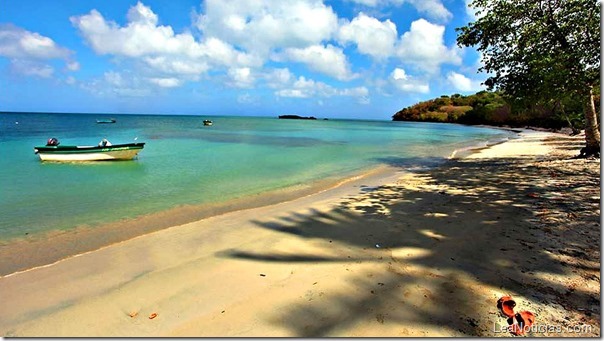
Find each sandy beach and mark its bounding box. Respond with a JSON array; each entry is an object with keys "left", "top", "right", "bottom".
[{"left": 0, "top": 129, "right": 599, "bottom": 337}]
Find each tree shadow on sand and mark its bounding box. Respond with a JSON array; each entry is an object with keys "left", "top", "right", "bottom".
[{"left": 219, "top": 153, "right": 600, "bottom": 337}]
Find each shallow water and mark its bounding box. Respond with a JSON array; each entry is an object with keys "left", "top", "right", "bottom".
[{"left": 0, "top": 113, "right": 511, "bottom": 240}]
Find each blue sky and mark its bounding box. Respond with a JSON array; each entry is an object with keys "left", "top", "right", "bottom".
[{"left": 0, "top": 0, "right": 484, "bottom": 119}]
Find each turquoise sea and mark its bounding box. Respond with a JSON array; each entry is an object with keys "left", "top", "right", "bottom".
[{"left": 0, "top": 113, "right": 512, "bottom": 241}]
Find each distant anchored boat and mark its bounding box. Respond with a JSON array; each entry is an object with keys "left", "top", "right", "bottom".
[
  {"left": 203, "top": 119, "right": 213, "bottom": 126},
  {"left": 96, "top": 118, "right": 116, "bottom": 124},
  {"left": 34, "top": 138, "right": 145, "bottom": 162}
]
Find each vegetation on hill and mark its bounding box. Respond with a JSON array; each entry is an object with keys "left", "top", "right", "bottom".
[{"left": 392, "top": 90, "right": 599, "bottom": 131}]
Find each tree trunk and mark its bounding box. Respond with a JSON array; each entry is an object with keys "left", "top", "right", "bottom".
[
  {"left": 579, "top": 86, "right": 600, "bottom": 157},
  {"left": 557, "top": 100, "right": 580, "bottom": 135}
]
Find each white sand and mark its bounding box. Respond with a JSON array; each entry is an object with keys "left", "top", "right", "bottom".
[{"left": 467, "top": 130, "right": 554, "bottom": 159}]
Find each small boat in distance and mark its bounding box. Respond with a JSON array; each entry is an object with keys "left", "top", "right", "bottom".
[
  {"left": 203, "top": 120, "right": 213, "bottom": 126},
  {"left": 34, "top": 138, "right": 145, "bottom": 162},
  {"left": 96, "top": 118, "right": 116, "bottom": 124}
]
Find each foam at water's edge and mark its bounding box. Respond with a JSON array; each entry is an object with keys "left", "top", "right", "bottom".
[{"left": 448, "top": 133, "right": 518, "bottom": 159}]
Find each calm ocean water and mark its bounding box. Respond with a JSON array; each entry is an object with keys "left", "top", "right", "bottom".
[{"left": 0, "top": 112, "right": 511, "bottom": 241}]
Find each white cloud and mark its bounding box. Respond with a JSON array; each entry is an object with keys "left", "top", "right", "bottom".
[
  {"left": 275, "top": 75, "right": 370, "bottom": 103},
  {"left": 338, "top": 12, "right": 397, "bottom": 59},
  {"left": 465, "top": 0, "right": 485, "bottom": 20},
  {"left": 447, "top": 71, "right": 484, "bottom": 92},
  {"left": 196, "top": 0, "right": 339, "bottom": 56},
  {"left": 227, "top": 67, "right": 255, "bottom": 88},
  {"left": 143, "top": 56, "right": 209, "bottom": 77},
  {"left": 148, "top": 77, "right": 182, "bottom": 88},
  {"left": 346, "top": 0, "right": 451, "bottom": 22},
  {"left": 390, "top": 67, "right": 429, "bottom": 93},
  {"left": 465, "top": 0, "right": 476, "bottom": 19},
  {"left": 264, "top": 68, "right": 293, "bottom": 88},
  {"left": 66, "top": 61, "right": 80, "bottom": 71},
  {"left": 112, "top": 88, "right": 151, "bottom": 97},
  {"left": 66, "top": 0, "right": 477, "bottom": 103},
  {"left": 71, "top": 8, "right": 171, "bottom": 57},
  {"left": 200, "top": 37, "right": 262, "bottom": 68},
  {"left": 275, "top": 76, "right": 325, "bottom": 98},
  {"left": 0, "top": 24, "right": 78, "bottom": 78},
  {"left": 10, "top": 59, "right": 54, "bottom": 78},
  {"left": 447, "top": 72, "right": 472, "bottom": 91},
  {"left": 83, "top": 71, "right": 152, "bottom": 97},
  {"left": 0, "top": 24, "right": 72, "bottom": 59},
  {"left": 81, "top": 70, "right": 152, "bottom": 97},
  {"left": 104, "top": 71, "right": 124, "bottom": 87},
  {"left": 291, "top": 76, "right": 337, "bottom": 97},
  {"left": 71, "top": 2, "right": 259, "bottom": 87},
  {"left": 348, "top": 0, "right": 379, "bottom": 5},
  {"left": 339, "top": 86, "right": 369, "bottom": 97},
  {"left": 396, "top": 19, "right": 461, "bottom": 73},
  {"left": 357, "top": 96, "right": 371, "bottom": 104},
  {"left": 339, "top": 86, "right": 370, "bottom": 104},
  {"left": 392, "top": 68, "right": 408, "bottom": 80},
  {"left": 406, "top": 0, "right": 452, "bottom": 22},
  {"left": 279, "top": 44, "right": 356, "bottom": 81},
  {"left": 276, "top": 89, "right": 309, "bottom": 98},
  {"left": 126, "top": 1, "right": 158, "bottom": 24}
]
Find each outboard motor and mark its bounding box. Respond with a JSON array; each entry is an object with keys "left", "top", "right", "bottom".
[{"left": 46, "top": 137, "right": 60, "bottom": 146}]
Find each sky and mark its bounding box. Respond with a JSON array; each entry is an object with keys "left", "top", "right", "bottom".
[{"left": 0, "top": 0, "right": 485, "bottom": 119}]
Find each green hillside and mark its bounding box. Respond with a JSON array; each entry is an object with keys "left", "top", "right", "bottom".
[{"left": 392, "top": 91, "right": 589, "bottom": 130}]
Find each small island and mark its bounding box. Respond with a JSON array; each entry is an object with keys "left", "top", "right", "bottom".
[{"left": 278, "top": 115, "right": 317, "bottom": 120}]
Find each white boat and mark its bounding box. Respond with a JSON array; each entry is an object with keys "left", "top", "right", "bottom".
[{"left": 34, "top": 139, "right": 145, "bottom": 162}]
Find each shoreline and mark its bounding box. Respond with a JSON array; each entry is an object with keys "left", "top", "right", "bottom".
[
  {"left": 0, "top": 163, "right": 397, "bottom": 277},
  {"left": 0, "top": 131, "right": 511, "bottom": 277},
  {"left": 0, "top": 129, "right": 599, "bottom": 337}
]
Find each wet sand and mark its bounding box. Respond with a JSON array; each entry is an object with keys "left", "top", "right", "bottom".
[{"left": 0, "top": 130, "right": 599, "bottom": 337}]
